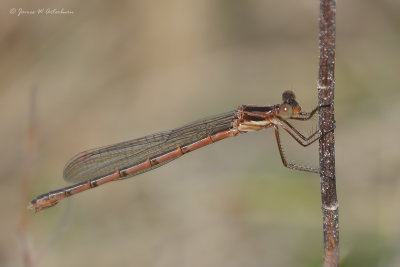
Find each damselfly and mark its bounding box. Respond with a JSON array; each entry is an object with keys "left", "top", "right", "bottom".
[{"left": 29, "top": 91, "right": 324, "bottom": 211}]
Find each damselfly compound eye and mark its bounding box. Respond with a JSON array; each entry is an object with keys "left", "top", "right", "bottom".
[
  {"left": 279, "top": 104, "right": 293, "bottom": 118},
  {"left": 282, "top": 90, "right": 296, "bottom": 102}
]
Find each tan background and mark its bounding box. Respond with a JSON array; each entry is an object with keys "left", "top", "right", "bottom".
[{"left": 1, "top": 0, "right": 399, "bottom": 266}]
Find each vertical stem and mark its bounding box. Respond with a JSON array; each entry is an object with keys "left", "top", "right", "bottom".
[{"left": 318, "top": 0, "right": 339, "bottom": 266}]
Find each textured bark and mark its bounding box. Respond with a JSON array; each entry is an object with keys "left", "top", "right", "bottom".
[{"left": 318, "top": 0, "right": 339, "bottom": 266}]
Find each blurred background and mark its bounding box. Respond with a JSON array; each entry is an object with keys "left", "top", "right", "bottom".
[{"left": 1, "top": 0, "right": 399, "bottom": 266}]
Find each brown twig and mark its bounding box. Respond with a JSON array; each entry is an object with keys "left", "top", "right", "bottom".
[{"left": 318, "top": 0, "right": 339, "bottom": 266}]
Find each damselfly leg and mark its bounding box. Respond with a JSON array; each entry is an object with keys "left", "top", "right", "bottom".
[{"left": 273, "top": 103, "right": 334, "bottom": 173}]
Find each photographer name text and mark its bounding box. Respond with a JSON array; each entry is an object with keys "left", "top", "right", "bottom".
[{"left": 10, "top": 8, "right": 74, "bottom": 16}]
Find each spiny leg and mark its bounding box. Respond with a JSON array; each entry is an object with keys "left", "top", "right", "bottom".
[
  {"left": 273, "top": 125, "right": 319, "bottom": 173},
  {"left": 279, "top": 117, "right": 335, "bottom": 147},
  {"left": 280, "top": 124, "right": 320, "bottom": 147},
  {"left": 273, "top": 125, "right": 289, "bottom": 168},
  {"left": 278, "top": 118, "right": 320, "bottom": 145}
]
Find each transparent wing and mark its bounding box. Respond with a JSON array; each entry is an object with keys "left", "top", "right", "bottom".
[{"left": 63, "top": 111, "right": 236, "bottom": 183}]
